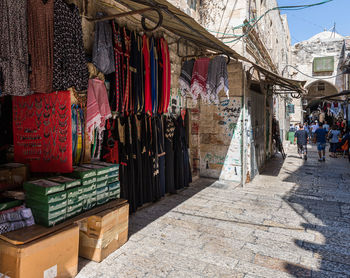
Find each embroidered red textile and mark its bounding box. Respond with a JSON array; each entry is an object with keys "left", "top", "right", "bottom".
[
  {"left": 13, "top": 91, "right": 72, "bottom": 173},
  {"left": 142, "top": 35, "right": 152, "bottom": 115}
]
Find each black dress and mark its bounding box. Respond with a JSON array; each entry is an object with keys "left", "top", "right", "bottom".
[
  {"left": 164, "top": 116, "right": 176, "bottom": 193},
  {"left": 157, "top": 115, "right": 166, "bottom": 197}
]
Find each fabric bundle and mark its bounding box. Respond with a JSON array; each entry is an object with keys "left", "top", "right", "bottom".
[
  {"left": 206, "top": 56, "right": 229, "bottom": 104},
  {"left": 92, "top": 13, "right": 115, "bottom": 75},
  {"left": 86, "top": 79, "right": 112, "bottom": 141},
  {"left": 190, "top": 58, "right": 210, "bottom": 102},
  {"left": 27, "top": 0, "right": 54, "bottom": 93},
  {"left": 53, "top": 0, "right": 89, "bottom": 92},
  {"left": 0, "top": 206, "right": 35, "bottom": 235},
  {"left": 13, "top": 91, "right": 72, "bottom": 172},
  {"left": 0, "top": 0, "right": 30, "bottom": 96},
  {"left": 179, "top": 59, "right": 195, "bottom": 96}
]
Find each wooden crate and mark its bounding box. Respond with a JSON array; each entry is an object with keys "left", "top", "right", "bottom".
[{"left": 77, "top": 203, "right": 129, "bottom": 262}]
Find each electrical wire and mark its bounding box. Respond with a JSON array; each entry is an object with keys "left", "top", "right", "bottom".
[
  {"left": 207, "top": 0, "right": 334, "bottom": 44},
  {"left": 284, "top": 64, "right": 345, "bottom": 79}
]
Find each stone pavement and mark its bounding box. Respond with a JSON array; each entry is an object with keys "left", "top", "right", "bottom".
[{"left": 77, "top": 145, "right": 350, "bottom": 278}]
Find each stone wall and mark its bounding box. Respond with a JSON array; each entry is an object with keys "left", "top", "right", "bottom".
[{"left": 199, "top": 62, "right": 244, "bottom": 182}]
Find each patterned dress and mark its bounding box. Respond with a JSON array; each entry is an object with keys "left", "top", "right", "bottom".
[
  {"left": 0, "top": 0, "right": 30, "bottom": 96},
  {"left": 53, "top": 0, "right": 88, "bottom": 92}
]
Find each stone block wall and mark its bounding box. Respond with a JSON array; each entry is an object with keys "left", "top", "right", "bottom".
[{"left": 199, "top": 62, "right": 244, "bottom": 182}]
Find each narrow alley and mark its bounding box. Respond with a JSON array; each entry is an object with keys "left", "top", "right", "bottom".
[{"left": 77, "top": 145, "right": 350, "bottom": 278}]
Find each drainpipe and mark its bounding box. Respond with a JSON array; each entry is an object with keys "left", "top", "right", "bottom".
[{"left": 242, "top": 69, "right": 247, "bottom": 187}]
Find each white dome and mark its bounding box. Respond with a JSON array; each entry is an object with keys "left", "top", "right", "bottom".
[{"left": 307, "top": 31, "right": 343, "bottom": 41}]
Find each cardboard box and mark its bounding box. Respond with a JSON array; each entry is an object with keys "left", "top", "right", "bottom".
[
  {"left": 0, "top": 163, "right": 28, "bottom": 192},
  {"left": 0, "top": 225, "right": 79, "bottom": 278},
  {"left": 78, "top": 203, "right": 129, "bottom": 262}
]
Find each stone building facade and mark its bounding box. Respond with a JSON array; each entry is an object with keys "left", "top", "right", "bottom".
[
  {"left": 290, "top": 31, "right": 349, "bottom": 124},
  {"left": 168, "top": 0, "right": 294, "bottom": 182}
]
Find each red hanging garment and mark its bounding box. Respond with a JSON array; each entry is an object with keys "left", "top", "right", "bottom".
[
  {"left": 13, "top": 91, "right": 72, "bottom": 172},
  {"left": 143, "top": 35, "right": 152, "bottom": 115},
  {"left": 161, "top": 38, "right": 171, "bottom": 114}
]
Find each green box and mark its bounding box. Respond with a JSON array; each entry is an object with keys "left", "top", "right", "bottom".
[
  {"left": 96, "top": 173, "right": 109, "bottom": 182},
  {"left": 0, "top": 198, "right": 22, "bottom": 211},
  {"left": 82, "top": 164, "right": 110, "bottom": 176},
  {"left": 97, "top": 196, "right": 109, "bottom": 205},
  {"left": 32, "top": 207, "right": 66, "bottom": 221},
  {"left": 67, "top": 195, "right": 85, "bottom": 206},
  {"left": 108, "top": 181, "right": 120, "bottom": 191},
  {"left": 81, "top": 176, "right": 97, "bottom": 186},
  {"left": 96, "top": 191, "right": 109, "bottom": 201},
  {"left": 108, "top": 175, "right": 119, "bottom": 183},
  {"left": 82, "top": 183, "right": 97, "bottom": 193},
  {"left": 66, "top": 206, "right": 83, "bottom": 218},
  {"left": 24, "top": 179, "right": 65, "bottom": 196},
  {"left": 26, "top": 198, "right": 67, "bottom": 212},
  {"left": 47, "top": 176, "right": 81, "bottom": 189},
  {"left": 108, "top": 188, "right": 120, "bottom": 200},
  {"left": 96, "top": 185, "right": 108, "bottom": 195},
  {"left": 92, "top": 161, "right": 119, "bottom": 172},
  {"left": 34, "top": 213, "right": 66, "bottom": 227},
  {"left": 66, "top": 186, "right": 84, "bottom": 199},
  {"left": 108, "top": 169, "right": 119, "bottom": 177},
  {"left": 67, "top": 201, "right": 83, "bottom": 213},
  {"left": 26, "top": 191, "right": 67, "bottom": 204},
  {"left": 96, "top": 179, "right": 108, "bottom": 189},
  {"left": 67, "top": 166, "right": 96, "bottom": 179}
]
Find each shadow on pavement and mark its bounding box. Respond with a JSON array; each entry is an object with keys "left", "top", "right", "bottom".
[{"left": 272, "top": 145, "right": 350, "bottom": 277}]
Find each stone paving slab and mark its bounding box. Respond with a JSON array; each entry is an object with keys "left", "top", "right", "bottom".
[{"left": 77, "top": 145, "right": 350, "bottom": 277}]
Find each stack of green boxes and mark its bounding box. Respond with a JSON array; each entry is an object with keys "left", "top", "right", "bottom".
[
  {"left": 48, "top": 176, "right": 82, "bottom": 219},
  {"left": 67, "top": 167, "right": 97, "bottom": 213},
  {"left": 24, "top": 164, "right": 120, "bottom": 227},
  {"left": 82, "top": 164, "right": 110, "bottom": 206},
  {"left": 24, "top": 179, "right": 68, "bottom": 227}
]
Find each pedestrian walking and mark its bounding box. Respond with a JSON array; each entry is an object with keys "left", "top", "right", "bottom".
[
  {"left": 323, "top": 121, "right": 330, "bottom": 132},
  {"left": 328, "top": 125, "right": 341, "bottom": 158},
  {"left": 294, "top": 124, "right": 308, "bottom": 160},
  {"left": 311, "top": 121, "right": 319, "bottom": 142},
  {"left": 314, "top": 122, "right": 327, "bottom": 162}
]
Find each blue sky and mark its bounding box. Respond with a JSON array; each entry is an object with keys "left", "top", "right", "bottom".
[{"left": 277, "top": 0, "right": 350, "bottom": 44}]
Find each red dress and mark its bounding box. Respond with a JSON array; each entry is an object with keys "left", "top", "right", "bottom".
[
  {"left": 161, "top": 38, "right": 171, "bottom": 114},
  {"left": 142, "top": 35, "right": 152, "bottom": 115}
]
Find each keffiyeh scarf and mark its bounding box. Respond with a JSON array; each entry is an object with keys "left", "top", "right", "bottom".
[
  {"left": 206, "top": 56, "right": 229, "bottom": 104},
  {"left": 86, "top": 78, "right": 112, "bottom": 141},
  {"left": 190, "top": 58, "right": 210, "bottom": 102},
  {"left": 179, "top": 59, "right": 195, "bottom": 96}
]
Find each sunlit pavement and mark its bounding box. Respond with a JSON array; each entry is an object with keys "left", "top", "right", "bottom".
[{"left": 77, "top": 144, "right": 350, "bottom": 278}]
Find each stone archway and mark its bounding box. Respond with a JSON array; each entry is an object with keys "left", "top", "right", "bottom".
[{"left": 303, "top": 80, "right": 339, "bottom": 123}]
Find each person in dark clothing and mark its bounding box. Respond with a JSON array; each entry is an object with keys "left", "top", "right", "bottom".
[
  {"left": 294, "top": 124, "right": 308, "bottom": 160},
  {"left": 314, "top": 122, "right": 327, "bottom": 162}
]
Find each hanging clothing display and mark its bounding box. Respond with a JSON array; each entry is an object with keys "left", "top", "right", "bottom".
[
  {"left": 190, "top": 58, "right": 210, "bottom": 102},
  {"left": 160, "top": 38, "right": 171, "bottom": 114},
  {"left": 53, "top": 0, "right": 89, "bottom": 92},
  {"left": 27, "top": 0, "right": 54, "bottom": 93},
  {"left": 164, "top": 116, "right": 176, "bottom": 194},
  {"left": 143, "top": 35, "right": 152, "bottom": 115},
  {"left": 13, "top": 91, "right": 72, "bottom": 172},
  {"left": 86, "top": 78, "right": 112, "bottom": 142},
  {"left": 179, "top": 59, "right": 195, "bottom": 97},
  {"left": 92, "top": 13, "right": 115, "bottom": 75},
  {"left": 206, "top": 56, "right": 229, "bottom": 104},
  {"left": 0, "top": 0, "right": 30, "bottom": 96}
]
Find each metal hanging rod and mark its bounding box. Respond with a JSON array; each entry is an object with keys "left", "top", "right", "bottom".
[{"left": 87, "top": 8, "right": 157, "bottom": 22}]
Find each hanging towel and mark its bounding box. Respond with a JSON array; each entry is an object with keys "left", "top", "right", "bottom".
[
  {"left": 206, "top": 56, "right": 229, "bottom": 104},
  {"left": 179, "top": 59, "right": 195, "bottom": 96},
  {"left": 86, "top": 79, "right": 112, "bottom": 141},
  {"left": 190, "top": 58, "right": 210, "bottom": 102},
  {"left": 92, "top": 13, "right": 115, "bottom": 75}
]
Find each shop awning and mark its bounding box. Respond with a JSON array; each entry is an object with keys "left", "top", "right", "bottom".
[
  {"left": 97, "top": 0, "right": 305, "bottom": 93},
  {"left": 320, "top": 90, "right": 350, "bottom": 100}
]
